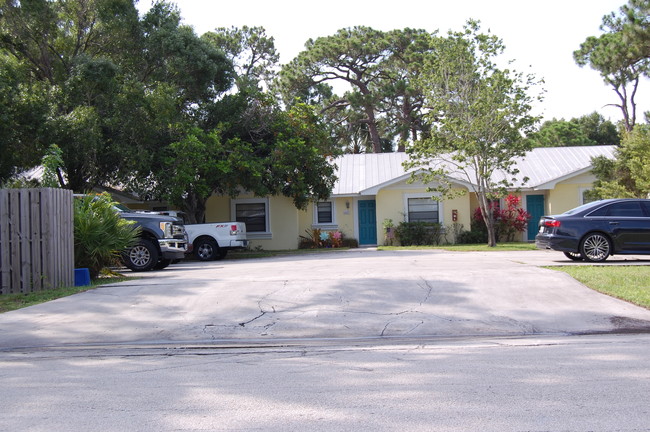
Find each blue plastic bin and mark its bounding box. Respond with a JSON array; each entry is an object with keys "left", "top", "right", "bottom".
[{"left": 74, "top": 268, "right": 91, "bottom": 287}]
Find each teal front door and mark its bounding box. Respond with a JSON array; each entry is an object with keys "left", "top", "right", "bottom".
[
  {"left": 526, "top": 194, "right": 545, "bottom": 241},
  {"left": 358, "top": 200, "right": 377, "bottom": 245}
]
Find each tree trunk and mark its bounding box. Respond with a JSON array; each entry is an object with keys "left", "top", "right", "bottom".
[
  {"left": 478, "top": 192, "right": 497, "bottom": 247},
  {"left": 182, "top": 191, "right": 207, "bottom": 225},
  {"left": 364, "top": 103, "right": 382, "bottom": 153},
  {"left": 397, "top": 97, "right": 412, "bottom": 152},
  {"left": 484, "top": 216, "right": 497, "bottom": 247}
]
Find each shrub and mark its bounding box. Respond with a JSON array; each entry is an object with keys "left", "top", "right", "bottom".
[
  {"left": 74, "top": 193, "right": 140, "bottom": 279},
  {"left": 472, "top": 194, "right": 531, "bottom": 242},
  {"left": 394, "top": 221, "right": 444, "bottom": 246},
  {"left": 298, "top": 229, "right": 350, "bottom": 249}
]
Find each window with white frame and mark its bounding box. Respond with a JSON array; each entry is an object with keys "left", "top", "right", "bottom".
[
  {"left": 580, "top": 187, "right": 595, "bottom": 205},
  {"left": 232, "top": 198, "right": 269, "bottom": 233},
  {"left": 315, "top": 201, "right": 334, "bottom": 224},
  {"left": 407, "top": 197, "right": 440, "bottom": 223}
]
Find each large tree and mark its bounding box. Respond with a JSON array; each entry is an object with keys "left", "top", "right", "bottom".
[
  {"left": 0, "top": 0, "right": 142, "bottom": 188},
  {"left": 406, "top": 21, "right": 542, "bottom": 247},
  {"left": 0, "top": 0, "right": 234, "bottom": 191},
  {"left": 0, "top": 54, "right": 50, "bottom": 183},
  {"left": 527, "top": 112, "right": 620, "bottom": 147},
  {"left": 574, "top": 0, "right": 650, "bottom": 131},
  {"left": 201, "top": 25, "right": 279, "bottom": 91},
  {"left": 157, "top": 102, "right": 337, "bottom": 224},
  {"left": 280, "top": 27, "right": 390, "bottom": 153},
  {"left": 589, "top": 124, "right": 650, "bottom": 199},
  {"left": 377, "top": 28, "right": 434, "bottom": 151}
]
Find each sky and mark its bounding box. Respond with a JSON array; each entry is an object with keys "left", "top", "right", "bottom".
[{"left": 137, "top": 0, "right": 648, "bottom": 124}]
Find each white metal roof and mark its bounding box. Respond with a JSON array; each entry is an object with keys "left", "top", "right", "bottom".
[{"left": 331, "top": 145, "right": 616, "bottom": 196}]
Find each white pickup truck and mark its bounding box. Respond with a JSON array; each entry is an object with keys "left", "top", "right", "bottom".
[{"left": 146, "top": 211, "right": 248, "bottom": 261}]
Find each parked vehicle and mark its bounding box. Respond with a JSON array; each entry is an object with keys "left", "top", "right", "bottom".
[
  {"left": 535, "top": 198, "right": 650, "bottom": 262},
  {"left": 116, "top": 205, "right": 188, "bottom": 271},
  {"left": 152, "top": 211, "right": 248, "bottom": 261}
]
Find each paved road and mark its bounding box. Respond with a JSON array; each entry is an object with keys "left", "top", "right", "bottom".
[
  {"left": 1, "top": 334, "right": 650, "bottom": 432},
  {"left": 1, "top": 249, "right": 649, "bottom": 350}
]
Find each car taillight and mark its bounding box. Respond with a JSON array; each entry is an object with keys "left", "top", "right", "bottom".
[
  {"left": 230, "top": 224, "right": 238, "bottom": 235},
  {"left": 544, "top": 220, "right": 561, "bottom": 228}
]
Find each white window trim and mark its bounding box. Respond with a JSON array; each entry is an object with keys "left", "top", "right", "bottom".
[
  {"left": 312, "top": 200, "right": 338, "bottom": 229},
  {"left": 403, "top": 193, "right": 444, "bottom": 224},
  {"left": 231, "top": 197, "right": 272, "bottom": 240},
  {"left": 579, "top": 187, "right": 593, "bottom": 205}
]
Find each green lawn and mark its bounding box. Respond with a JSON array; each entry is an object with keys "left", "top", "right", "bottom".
[
  {"left": 0, "top": 275, "right": 130, "bottom": 313},
  {"left": 378, "top": 242, "right": 538, "bottom": 252},
  {"left": 551, "top": 266, "right": 650, "bottom": 309}
]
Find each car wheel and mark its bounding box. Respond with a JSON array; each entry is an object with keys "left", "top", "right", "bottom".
[
  {"left": 153, "top": 259, "right": 172, "bottom": 270},
  {"left": 194, "top": 238, "right": 219, "bottom": 261},
  {"left": 123, "top": 238, "right": 160, "bottom": 271},
  {"left": 580, "top": 233, "right": 611, "bottom": 262},
  {"left": 563, "top": 251, "right": 584, "bottom": 261}
]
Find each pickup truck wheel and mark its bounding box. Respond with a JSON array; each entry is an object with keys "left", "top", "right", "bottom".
[
  {"left": 194, "top": 238, "right": 219, "bottom": 261},
  {"left": 123, "top": 238, "right": 159, "bottom": 271}
]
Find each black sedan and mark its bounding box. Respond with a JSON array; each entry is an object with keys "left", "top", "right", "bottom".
[{"left": 535, "top": 198, "right": 650, "bottom": 262}]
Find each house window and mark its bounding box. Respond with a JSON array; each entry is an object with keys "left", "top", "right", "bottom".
[
  {"left": 316, "top": 202, "right": 333, "bottom": 224},
  {"left": 580, "top": 188, "right": 595, "bottom": 205},
  {"left": 232, "top": 199, "right": 269, "bottom": 233},
  {"left": 407, "top": 197, "right": 439, "bottom": 223}
]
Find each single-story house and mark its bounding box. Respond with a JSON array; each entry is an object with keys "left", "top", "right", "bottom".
[{"left": 201, "top": 145, "right": 617, "bottom": 249}]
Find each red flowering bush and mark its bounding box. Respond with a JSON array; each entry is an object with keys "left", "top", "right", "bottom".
[{"left": 473, "top": 194, "right": 531, "bottom": 242}]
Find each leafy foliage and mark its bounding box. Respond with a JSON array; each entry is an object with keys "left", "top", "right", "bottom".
[
  {"left": 588, "top": 124, "right": 650, "bottom": 199},
  {"left": 394, "top": 222, "right": 444, "bottom": 246},
  {"left": 298, "top": 228, "right": 346, "bottom": 249},
  {"left": 279, "top": 27, "right": 437, "bottom": 153},
  {"left": 156, "top": 101, "right": 337, "bottom": 223},
  {"left": 527, "top": 112, "right": 620, "bottom": 147},
  {"left": 406, "top": 21, "right": 542, "bottom": 247},
  {"left": 471, "top": 194, "right": 531, "bottom": 242},
  {"left": 202, "top": 26, "right": 279, "bottom": 90},
  {"left": 574, "top": 0, "right": 650, "bottom": 131},
  {"left": 73, "top": 193, "right": 140, "bottom": 279}
]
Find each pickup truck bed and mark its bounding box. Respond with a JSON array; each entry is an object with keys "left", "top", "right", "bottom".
[{"left": 184, "top": 222, "right": 248, "bottom": 261}]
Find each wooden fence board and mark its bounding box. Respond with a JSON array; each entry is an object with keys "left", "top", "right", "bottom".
[
  {"left": 0, "top": 188, "right": 73, "bottom": 294},
  {"left": 0, "top": 190, "right": 11, "bottom": 294}
]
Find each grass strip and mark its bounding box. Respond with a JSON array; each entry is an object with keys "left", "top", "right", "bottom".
[
  {"left": 551, "top": 266, "right": 650, "bottom": 309},
  {"left": 0, "top": 275, "right": 131, "bottom": 313},
  {"left": 378, "top": 242, "right": 537, "bottom": 252}
]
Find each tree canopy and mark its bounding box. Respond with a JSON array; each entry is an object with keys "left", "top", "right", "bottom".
[
  {"left": 574, "top": 0, "right": 650, "bottom": 131},
  {"left": 589, "top": 123, "right": 650, "bottom": 199},
  {"left": 278, "top": 27, "right": 436, "bottom": 153},
  {"left": 0, "top": 1, "right": 337, "bottom": 224},
  {"left": 526, "top": 112, "right": 620, "bottom": 147},
  {"left": 406, "top": 21, "right": 543, "bottom": 247}
]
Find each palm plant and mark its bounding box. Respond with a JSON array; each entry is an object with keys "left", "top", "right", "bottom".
[{"left": 74, "top": 193, "right": 140, "bottom": 279}]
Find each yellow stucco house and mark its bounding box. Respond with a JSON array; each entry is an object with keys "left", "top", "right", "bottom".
[{"left": 199, "top": 145, "right": 616, "bottom": 249}]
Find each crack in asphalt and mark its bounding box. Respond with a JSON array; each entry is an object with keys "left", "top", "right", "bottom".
[
  {"left": 239, "top": 311, "right": 267, "bottom": 327},
  {"left": 417, "top": 278, "right": 434, "bottom": 305}
]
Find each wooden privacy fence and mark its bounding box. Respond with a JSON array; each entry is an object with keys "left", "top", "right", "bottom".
[{"left": 0, "top": 188, "right": 74, "bottom": 294}]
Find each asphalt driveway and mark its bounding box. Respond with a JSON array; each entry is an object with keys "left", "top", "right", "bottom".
[{"left": 1, "top": 249, "right": 650, "bottom": 350}]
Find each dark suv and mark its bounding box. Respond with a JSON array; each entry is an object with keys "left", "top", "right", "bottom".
[
  {"left": 116, "top": 205, "right": 188, "bottom": 271},
  {"left": 535, "top": 198, "right": 650, "bottom": 262}
]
